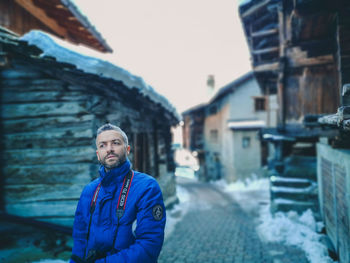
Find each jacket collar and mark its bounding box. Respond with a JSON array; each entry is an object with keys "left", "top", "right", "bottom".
[{"left": 99, "top": 159, "right": 131, "bottom": 187}]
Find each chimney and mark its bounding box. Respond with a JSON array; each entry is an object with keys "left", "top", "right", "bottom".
[{"left": 207, "top": 74, "right": 215, "bottom": 99}]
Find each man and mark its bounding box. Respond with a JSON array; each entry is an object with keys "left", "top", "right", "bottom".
[{"left": 71, "top": 123, "right": 166, "bottom": 263}]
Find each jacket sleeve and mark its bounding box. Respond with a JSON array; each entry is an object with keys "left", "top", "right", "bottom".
[
  {"left": 70, "top": 186, "right": 90, "bottom": 263},
  {"left": 96, "top": 178, "right": 166, "bottom": 263}
]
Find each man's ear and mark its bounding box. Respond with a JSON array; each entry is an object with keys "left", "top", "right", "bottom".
[
  {"left": 126, "top": 145, "right": 131, "bottom": 155},
  {"left": 96, "top": 150, "right": 100, "bottom": 161}
]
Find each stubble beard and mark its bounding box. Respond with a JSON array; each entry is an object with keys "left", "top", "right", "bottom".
[{"left": 100, "top": 152, "right": 127, "bottom": 170}]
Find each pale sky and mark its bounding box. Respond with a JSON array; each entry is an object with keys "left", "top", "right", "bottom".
[{"left": 72, "top": 0, "right": 251, "bottom": 113}]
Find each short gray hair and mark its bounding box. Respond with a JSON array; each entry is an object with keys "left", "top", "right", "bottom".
[{"left": 96, "top": 123, "right": 129, "bottom": 145}]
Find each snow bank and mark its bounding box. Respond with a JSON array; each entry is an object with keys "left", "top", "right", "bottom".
[
  {"left": 215, "top": 176, "right": 336, "bottom": 263},
  {"left": 258, "top": 207, "right": 334, "bottom": 263},
  {"left": 214, "top": 175, "right": 269, "bottom": 192}
]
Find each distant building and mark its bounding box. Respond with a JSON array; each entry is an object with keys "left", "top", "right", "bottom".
[
  {"left": 183, "top": 72, "right": 277, "bottom": 182},
  {"left": 182, "top": 104, "right": 206, "bottom": 180}
]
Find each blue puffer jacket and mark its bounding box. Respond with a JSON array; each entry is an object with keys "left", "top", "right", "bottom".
[{"left": 71, "top": 159, "right": 166, "bottom": 263}]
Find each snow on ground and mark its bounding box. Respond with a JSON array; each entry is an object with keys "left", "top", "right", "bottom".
[
  {"left": 32, "top": 260, "right": 68, "bottom": 263},
  {"left": 164, "top": 185, "right": 191, "bottom": 240},
  {"left": 215, "top": 175, "right": 336, "bottom": 263},
  {"left": 214, "top": 175, "right": 270, "bottom": 213},
  {"left": 258, "top": 207, "right": 334, "bottom": 263}
]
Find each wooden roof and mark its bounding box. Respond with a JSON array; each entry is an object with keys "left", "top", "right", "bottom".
[
  {"left": 0, "top": 26, "right": 179, "bottom": 125},
  {"left": 209, "top": 72, "right": 254, "bottom": 104},
  {"left": 14, "top": 0, "right": 112, "bottom": 53}
]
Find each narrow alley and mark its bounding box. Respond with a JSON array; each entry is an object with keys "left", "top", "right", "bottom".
[{"left": 158, "top": 176, "right": 309, "bottom": 263}]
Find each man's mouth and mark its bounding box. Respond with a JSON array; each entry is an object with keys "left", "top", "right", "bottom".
[{"left": 106, "top": 155, "right": 118, "bottom": 160}]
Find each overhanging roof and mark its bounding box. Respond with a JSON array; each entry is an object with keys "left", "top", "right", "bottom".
[
  {"left": 0, "top": 27, "right": 180, "bottom": 124},
  {"left": 228, "top": 119, "right": 265, "bottom": 130},
  {"left": 14, "top": 0, "right": 112, "bottom": 53}
]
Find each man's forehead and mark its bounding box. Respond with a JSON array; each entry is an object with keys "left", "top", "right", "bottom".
[{"left": 96, "top": 130, "right": 123, "bottom": 143}]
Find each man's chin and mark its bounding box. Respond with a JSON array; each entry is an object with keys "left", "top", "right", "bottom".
[
  {"left": 104, "top": 162, "right": 119, "bottom": 170},
  {"left": 103, "top": 160, "right": 125, "bottom": 169},
  {"left": 101, "top": 157, "right": 126, "bottom": 170}
]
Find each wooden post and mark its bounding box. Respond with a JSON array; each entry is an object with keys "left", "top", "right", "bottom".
[
  {"left": 153, "top": 120, "right": 159, "bottom": 178},
  {"left": 277, "top": 1, "right": 287, "bottom": 129}
]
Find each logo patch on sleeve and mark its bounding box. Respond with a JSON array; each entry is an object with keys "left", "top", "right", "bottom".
[{"left": 152, "top": 205, "right": 163, "bottom": 221}]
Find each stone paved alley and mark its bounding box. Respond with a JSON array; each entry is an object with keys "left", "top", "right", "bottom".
[
  {"left": 158, "top": 176, "right": 309, "bottom": 263},
  {"left": 0, "top": 175, "right": 311, "bottom": 263}
]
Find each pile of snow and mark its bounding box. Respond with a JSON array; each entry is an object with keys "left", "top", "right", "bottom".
[
  {"left": 258, "top": 208, "right": 334, "bottom": 263},
  {"left": 214, "top": 175, "right": 269, "bottom": 192},
  {"left": 174, "top": 166, "right": 197, "bottom": 179},
  {"left": 214, "top": 175, "right": 270, "bottom": 213},
  {"left": 214, "top": 176, "right": 335, "bottom": 263}
]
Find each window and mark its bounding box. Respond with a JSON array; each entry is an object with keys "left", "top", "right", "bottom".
[
  {"left": 242, "top": 136, "right": 251, "bottom": 148},
  {"left": 210, "top": 129, "right": 218, "bottom": 143},
  {"left": 254, "top": 97, "right": 266, "bottom": 111}
]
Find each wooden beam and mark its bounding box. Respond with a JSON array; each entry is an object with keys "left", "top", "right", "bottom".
[
  {"left": 252, "top": 46, "right": 279, "bottom": 55},
  {"left": 251, "top": 28, "right": 278, "bottom": 38},
  {"left": 15, "top": 0, "right": 68, "bottom": 38},
  {"left": 254, "top": 62, "right": 279, "bottom": 72},
  {"left": 241, "top": 0, "right": 270, "bottom": 18},
  {"left": 288, "top": 54, "right": 334, "bottom": 68}
]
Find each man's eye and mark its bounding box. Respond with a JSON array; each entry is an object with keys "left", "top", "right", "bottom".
[
  {"left": 99, "top": 145, "right": 104, "bottom": 148},
  {"left": 113, "top": 141, "right": 120, "bottom": 145}
]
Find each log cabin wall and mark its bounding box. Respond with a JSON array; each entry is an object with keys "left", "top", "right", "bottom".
[
  {"left": 282, "top": 0, "right": 340, "bottom": 124},
  {"left": 0, "top": 29, "right": 178, "bottom": 226},
  {"left": 284, "top": 66, "right": 339, "bottom": 123},
  {"left": 1, "top": 66, "right": 96, "bottom": 226}
]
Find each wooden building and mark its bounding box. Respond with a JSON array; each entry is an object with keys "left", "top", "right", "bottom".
[
  {"left": 239, "top": 0, "right": 350, "bottom": 262},
  {"left": 0, "top": 28, "right": 180, "bottom": 227}
]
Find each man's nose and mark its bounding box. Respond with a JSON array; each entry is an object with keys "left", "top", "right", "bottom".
[{"left": 106, "top": 143, "right": 114, "bottom": 152}]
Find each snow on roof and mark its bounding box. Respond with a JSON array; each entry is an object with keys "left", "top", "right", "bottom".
[
  {"left": 238, "top": 0, "right": 252, "bottom": 5},
  {"left": 227, "top": 119, "right": 265, "bottom": 130},
  {"left": 20, "top": 30, "right": 180, "bottom": 121},
  {"left": 270, "top": 176, "right": 311, "bottom": 183},
  {"left": 262, "top": 133, "right": 295, "bottom": 141},
  {"left": 271, "top": 185, "right": 317, "bottom": 194}
]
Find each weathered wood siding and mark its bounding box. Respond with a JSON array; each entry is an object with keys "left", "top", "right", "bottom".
[
  {"left": 1, "top": 67, "right": 95, "bottom": 226},
  {"left": 284, "top": 66, "right": 339, "bottom": 123},
  {"left": 317, "top": 143, "right": 350, "bottom": 263},
  {"left": 0, "top": 64, "right": 177, "bottom": 226}
]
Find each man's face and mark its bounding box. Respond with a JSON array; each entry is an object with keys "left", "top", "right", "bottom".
[{"left": 96, "top": 130, "right": 130, "bottom": 171}]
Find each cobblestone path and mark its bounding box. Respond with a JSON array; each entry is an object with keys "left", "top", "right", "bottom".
[{"left": 158, "top": 177, "right": 309, "bottom": 263}]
